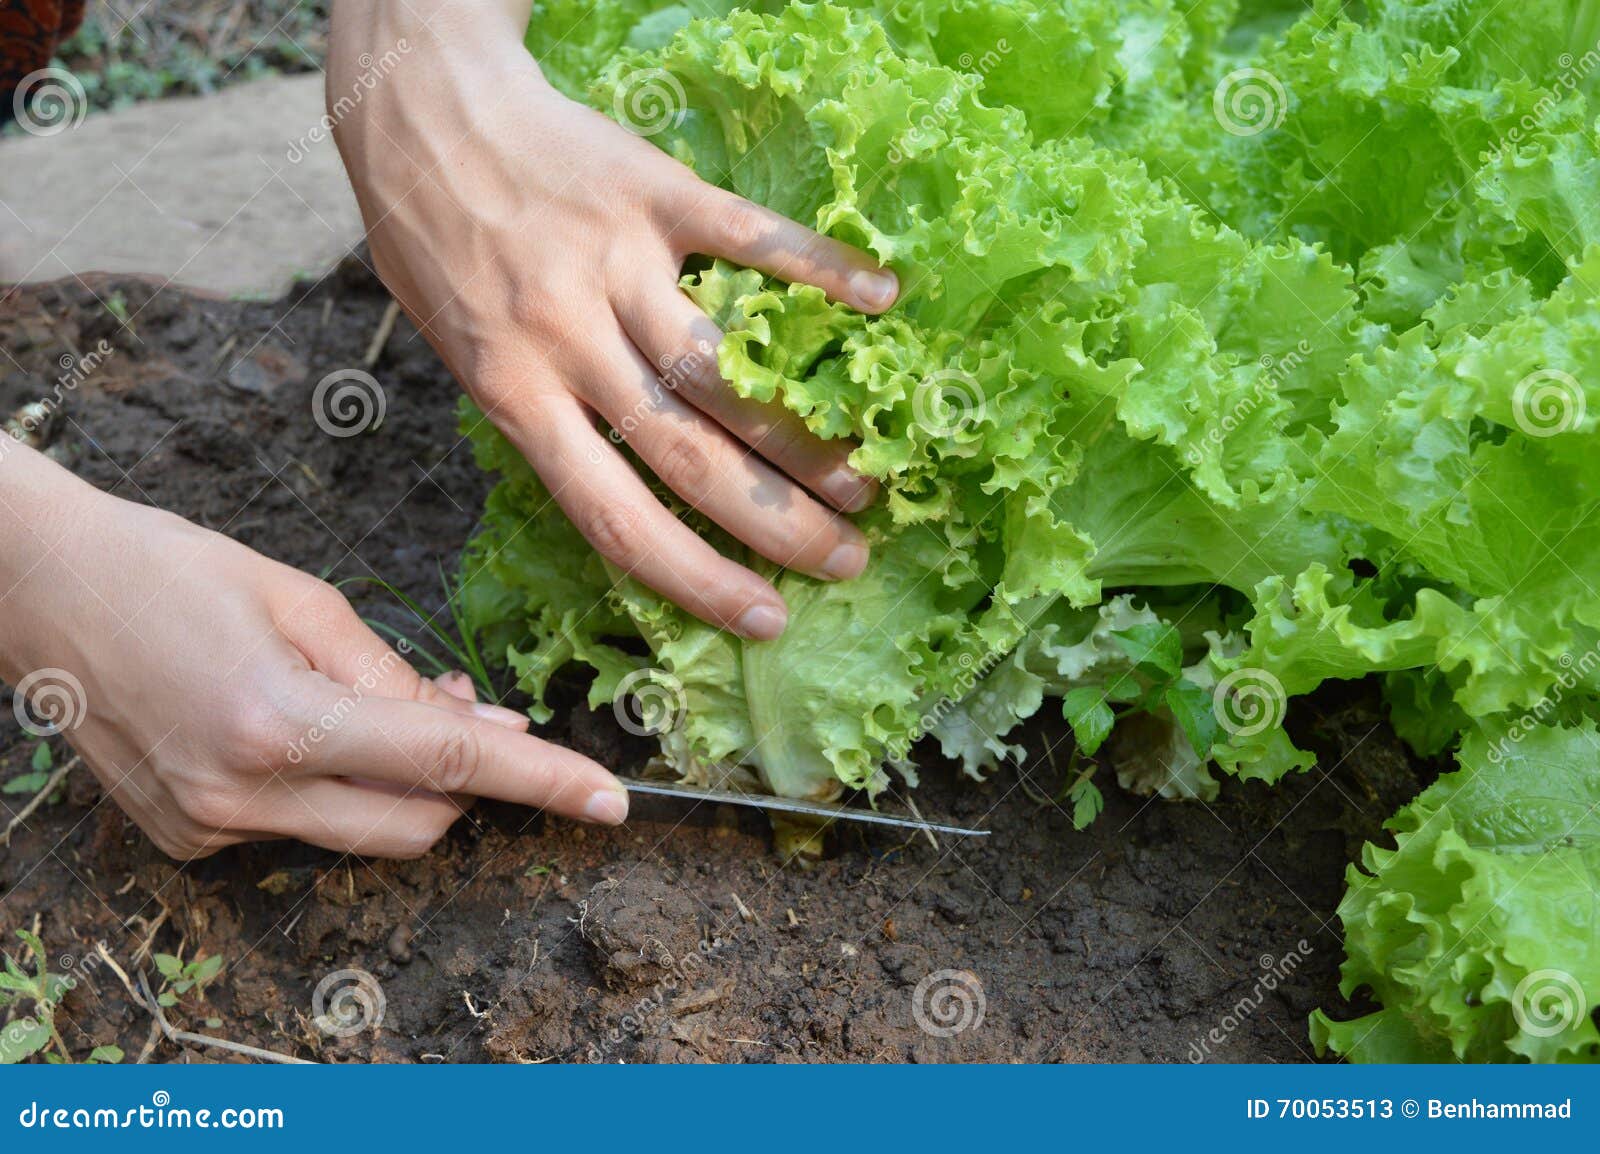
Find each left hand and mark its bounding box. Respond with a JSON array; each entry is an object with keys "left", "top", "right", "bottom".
[{"left": 327, "top": 0, "right": 898, "bottom": 641}]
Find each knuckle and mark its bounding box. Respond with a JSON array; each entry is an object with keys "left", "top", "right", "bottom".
[
  {"left": 713, "top": 200, "right": 770, "bottom": 252},
  {"left": 671, "top": 348, "right": 726, "bottom": 407},
  {"left": 400, "top": 815, "right": 455, "bottom": 859},
  {"left": 702, "top": 576, "right": 759, "bottom": 626},
  {"left": 413, "top": 677, "right": 451, "bottom": 708},
  {"left": 429, "top": 727, "right": 484, "bottom": 795},
  {"left": 178, "top": 789, "right": 240, "bottom": 833},
  {"left": 304, "top": 581, "right": 355, "bottom": 625},
  {"left": 177, "top": 838, "right": 225, "bottom": 862},
  {"left": 577, "top": 502, "right": 646, "bottom": 569},
  {"left": 147, "top": 829, "right": 188, "bottom": 860},
  {"left": 509, "top": 283, "right": 560, "bottom": 331},
  {"left": 653, "top": 433, "right": 715, "bottom": 494},
  {"left": 282, "top": 581, "right": 357, "bottom": 640},
  {"left": 516, "top": 758, "right": 558, "bottom": 805},
  {"left": 388, "top": 838, "right": 433, "bottom": 862},
  {"left": 756, "top": 418, "right": 809, "bottom": 465},
  {"left": 354, "top": 825, "right": 427, "bottom": 860},
  {"left": 218, "top": 697, "right": 303, "bottom": 767}
]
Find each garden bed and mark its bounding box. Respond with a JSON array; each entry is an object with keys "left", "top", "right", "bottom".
[{"left": 0, "top": 260, "right": 1427, "bottom": 1062}]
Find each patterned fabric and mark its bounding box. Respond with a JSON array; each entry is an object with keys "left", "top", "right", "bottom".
[{"left": 1, "top": 0, "right": 87, "bottom": 121}]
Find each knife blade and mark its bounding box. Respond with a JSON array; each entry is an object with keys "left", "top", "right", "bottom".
[{"left": 622, "top": 781, "right": 989, "bottom": 837}]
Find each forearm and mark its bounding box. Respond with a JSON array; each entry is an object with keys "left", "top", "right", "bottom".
[
  {"left": 328, "top": 0, "right": 536, "bottom": 99},
  {"left": 332, "top": 0, "right": 531, "bottom": 34}
]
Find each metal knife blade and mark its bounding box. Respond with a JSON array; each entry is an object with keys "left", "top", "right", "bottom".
[{"left": 622, "top": 781, "right": 989, "bottom": 837}]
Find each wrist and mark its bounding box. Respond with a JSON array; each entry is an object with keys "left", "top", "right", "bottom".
[
  {"left": 328, "top": 0, "right": 539, "bottom": 98},
  {"left": 327, "top": 0, "right": 550, "bottom": 185},
  {"left": 0, "top": 442, "right": 109, "bottom": 683}
]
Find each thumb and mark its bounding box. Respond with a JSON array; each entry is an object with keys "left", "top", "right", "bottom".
[
  {"left": 432, "top": 670, "right": 479, "bottom": 703},
  {"left": 282, "top": 586, "right": 529, "bottom": 730},
  {"left": 422, "top": 670, "right": 529, "bottom": 731}
]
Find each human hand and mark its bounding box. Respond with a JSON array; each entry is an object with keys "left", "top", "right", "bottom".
[
  {"left": 0, "top": 447, "right": 627, "bottom": 860},
  {"left": 329, "top": 1, "right": 899, "bottom": 641}
]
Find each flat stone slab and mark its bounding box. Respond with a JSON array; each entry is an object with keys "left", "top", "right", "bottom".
[{"left": 0, "top": 73, "right": 364, "bottom": 298}]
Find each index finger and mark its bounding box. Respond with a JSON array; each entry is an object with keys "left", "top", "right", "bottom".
[
  {"left": 668, "top": 184, "right": 899, "bottom": 314},
  {"left": 305, "top": 692, "right": 629, "bottom": 825}
]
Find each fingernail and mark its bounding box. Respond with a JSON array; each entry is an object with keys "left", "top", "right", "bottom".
[
  {"left": 737, "top": 603, "right": 788, "bottom": 640},
  {"left": 849, "top": 267, "right": 898, "bottom": 311},
  {"left": 582, "top": 787, "right": 630, "bottom": 825},
  {"left": 821, "top": 468, "right": 876, "bottom": 512},
  {"left": 471, "top": 701, "right": 529, "bottom": 729},
  {"left": 820, "top": 540, "right": 869, "bottom": 581}
]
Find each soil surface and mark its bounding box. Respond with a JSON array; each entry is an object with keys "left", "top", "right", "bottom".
[
  {"left": 0, "top": 261, "right": 1429, "bottom": 1063},
  {"left": 57, "top": 1, "right": 329, "bottom": 114}
]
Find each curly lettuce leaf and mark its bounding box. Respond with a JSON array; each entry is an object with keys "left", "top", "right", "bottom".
[
  {"left": 1313, "top": 719, "right": 1600, "bottom": 1063},
  {"left": 482, "top": 0, "right": 1600, "bottom": 841}
]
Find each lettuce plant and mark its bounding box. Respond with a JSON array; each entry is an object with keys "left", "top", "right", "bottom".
[{"left": 460, "top": 0, "right": 1600, "bottom": 1060}]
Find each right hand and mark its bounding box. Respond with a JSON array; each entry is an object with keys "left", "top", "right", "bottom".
[
  {"left": 0, "top": 448, "right": 627, "bottom": 860},
  {"left": 329, "top": 1, "right": 900, "bottom": 641}
]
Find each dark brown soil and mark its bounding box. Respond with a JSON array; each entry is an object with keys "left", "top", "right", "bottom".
[{"left": 0, "top": 261, "right": 1427, "bottom": 1063}]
